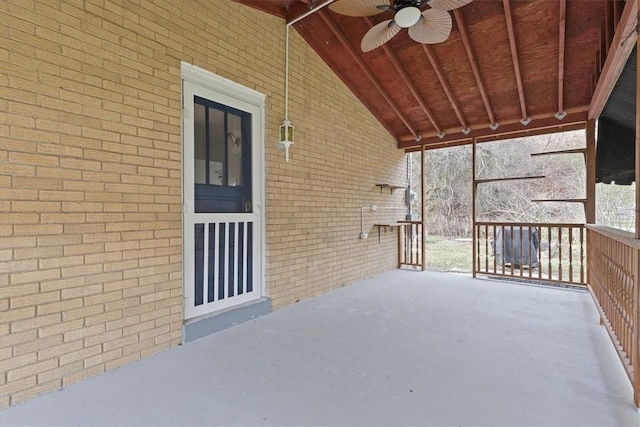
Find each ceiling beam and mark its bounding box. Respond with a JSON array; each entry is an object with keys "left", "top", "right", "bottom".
[
  {"left": 317, "top": 10, "right": 420, "bottom": 139},
  {"left": 556, "top": 0, "right": 566, "bottom": 119},
  {"left": 452, "top": 9, "right": 496, "bottom": 128},
  {"left": 502, "top": 0, "right": 529, "bottom": 124},
  {"left": 405, "top": 122, "right": 586, "bottom": 152},
  {"left": 421, "top": 44, "right": 469, "bottom": 132},
  {"left": 363, "top": 17, "right": 443, "bottom": 136},
  {"left": 604, "top": 0, "right": 611, "bottom": 53},
  {"left": 400, "top": 107, "right": 588, "bottom": 144},
  {"left": 401, "top": 112, "right": 587, "bottom": 151},
  {"left": 296, "top": 31, "right": 400, "bottom": 139},
  {"left": 588, "top": 0, "right": 637, "bottom": 119}
]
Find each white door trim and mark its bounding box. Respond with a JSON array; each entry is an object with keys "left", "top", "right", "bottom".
[{"left": 181, "top": 62, "right": 266, "bottom": 320}]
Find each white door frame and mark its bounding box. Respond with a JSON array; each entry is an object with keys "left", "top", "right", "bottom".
[{"left": 181, "top": 62, "right": 266, "bottom": 320}]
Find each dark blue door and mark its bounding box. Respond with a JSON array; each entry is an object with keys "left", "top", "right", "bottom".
[{"left": 193, "top": 96, "right": 252, "bottom": 214}]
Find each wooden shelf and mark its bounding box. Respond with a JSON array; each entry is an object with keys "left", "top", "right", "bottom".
[
  {"left": 531, "top": 198, "right": 587, "bottom": 203},
  {"left": 373, "top": 223, "right": 399, "bottom": 242},
  {"left": 531, "top": 148, "right": 585, "bottom": 157},
  {"left": 376, "top": 184, "right": 404, "bottom": 194},
  {"left": 373, "top": 223, "right": 399, "bottom": 228},
  {"left": 475, "top": 175, "right": 545, "bottom": 185}
]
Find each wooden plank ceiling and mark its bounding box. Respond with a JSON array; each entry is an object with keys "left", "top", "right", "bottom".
[{"left": 236, "top": 0, "right": 610, "bottom": 150}]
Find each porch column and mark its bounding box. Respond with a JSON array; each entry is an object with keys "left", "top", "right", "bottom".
[
  {"left": 636, "top": 32, "right": 639, "bottom": 240},
  {"left": 472, "top": 137, "right": 477, "bottom": 278},
  {"left": 585, "top": 119, "right": 596, "bottom": 224},
  {"left": 421, "top": 144, "right": 426, "bottom": 271},
  {"left": 634, "top": 28, "right": 639, "bottom": 409}
]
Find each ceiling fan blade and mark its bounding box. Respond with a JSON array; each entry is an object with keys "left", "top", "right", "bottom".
[
  {"left": 361, "top": 19, "right": 400, "bottom": 52},
  {"left": 427, "top": 0, "right": 473, "bottom": 11},
  {"left": 408, "top": 9, "right": 452, "bottom": 44},
  {"left": 328, "top": 0, "right": 391, "bottom": 17}
]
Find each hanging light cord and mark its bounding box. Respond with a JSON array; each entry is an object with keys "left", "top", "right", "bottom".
[{"left": 285, "top": 25, "right": 289, "bottom": 122}]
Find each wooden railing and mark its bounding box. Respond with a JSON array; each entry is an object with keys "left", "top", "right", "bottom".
[
  {"left": 473, "top": 222, "right": 587, "bottom": 286},
  {"left": 398, "top": 221, "right": 423, "bottom": 269},
  {"left": 586, "top": 225, "right": 640, "bottom": 407}
]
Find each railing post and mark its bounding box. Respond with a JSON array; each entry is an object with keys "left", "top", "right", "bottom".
[
  {"left": 421, "top": 145, "right": 426, "bottom": 271},
  {"left": 397, "top": 225, "right": 402, "bottom": 269},
  {"left": 472, "top": 137, "right": 477, "bottom": 278}
]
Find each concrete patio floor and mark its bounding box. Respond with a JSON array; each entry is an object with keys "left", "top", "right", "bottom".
[{"left": 2, "top": 270, "right": 639, "bottom": 426}]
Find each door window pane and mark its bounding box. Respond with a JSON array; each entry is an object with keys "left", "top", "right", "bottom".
[
  {"left": 194, "top": 103, "right": 206, "bottom": 184},
  {"left": 227, "top": 114, "right": 242, "bottom": 187},
  {"left": 208, "top": 108, "right": 225, "bottom": 185},
  {"left": 193, "top": 96, "right": 252, "bottom": 214}
]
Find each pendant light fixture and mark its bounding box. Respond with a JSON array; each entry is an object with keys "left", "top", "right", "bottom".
[
  {"left": 278, "top": 0, "right": 336, "bottom": 161},
  {"left": 279, "top": 25, "right": 295, "bottom": 162}
]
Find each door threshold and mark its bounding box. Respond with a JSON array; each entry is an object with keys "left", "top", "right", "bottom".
[{"left": 183, "top": 297, "right": 271, "bottom": 343}]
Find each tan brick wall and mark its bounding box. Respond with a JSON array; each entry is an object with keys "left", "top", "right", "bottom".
[
  {"left": 0, "top": 0, "right": 406, "bottom": 406},
  {"left": 267, "top": 28, "right": 407, "bottom": 308}
]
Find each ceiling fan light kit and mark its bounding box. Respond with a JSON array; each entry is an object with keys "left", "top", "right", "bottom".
[{"left": 395, "top": 6, "right": 421, "bottom": 27}]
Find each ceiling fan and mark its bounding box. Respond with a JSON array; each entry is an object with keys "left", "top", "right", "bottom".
[{"left": 328, "top": 0, "right": 473, "bottom": 52}]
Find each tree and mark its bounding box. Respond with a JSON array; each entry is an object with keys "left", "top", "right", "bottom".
[{"left": 411, "top": 130, "right": 632, "bottom": 237}]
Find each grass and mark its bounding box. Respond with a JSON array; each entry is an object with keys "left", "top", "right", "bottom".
[{"left": 425, "top": 235, "right": 473, "bottom": 272}]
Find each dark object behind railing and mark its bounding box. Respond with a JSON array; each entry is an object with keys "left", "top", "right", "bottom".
[{"left": 473, "top": 222, "right": 586, "bottom": 286}]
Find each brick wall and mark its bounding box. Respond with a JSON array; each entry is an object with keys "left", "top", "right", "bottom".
[
  {"left": 267, "top": 27, "right": 408, "bottom": 307},
  {"left": 0, "top": 0, "right": 406, "bottom": 406}
]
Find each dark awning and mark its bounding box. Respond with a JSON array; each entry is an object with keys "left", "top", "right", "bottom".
[{"left": 597, "top": 45, "right": 636, "bottom": 185}]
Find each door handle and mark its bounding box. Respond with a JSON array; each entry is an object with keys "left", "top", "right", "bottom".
[{"left": 244, "top": 201, "right": 252, "bottom": 212}]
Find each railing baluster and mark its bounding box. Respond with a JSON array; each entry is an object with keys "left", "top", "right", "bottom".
[
  {"left": 411, "top": 224, "right": 420, "bottom": 264},
  {"left": 528, "top": 225, "right": 533, "bottom": 279},
  {"left": 569, "top": 226, "right": 574, "bottom": 283},
  {"left": 537, "top": 226, "right": 542, "bottom": 280},
  {"left": 548, "top": 226, "right": 552, "bottom": 281},
  {"left": 558, "top": 226, "right": 563, "bottom": 282},
  {"left": 417, "top": 223, "right": 422, "bottom": 267},
  {"left": 397, "top": 225, "right": 402, "bottom": 268},
  {"left": 403, "top": 225, "right": 408, "bottom": 265},
  {"left": 516, "top": 225, "right": 521, "bottom": 277},
  {"left": 510, "top": 225, "right": 514, "bottom": 277},
  {"left": 476, "top": 225, "right": 479, "bottom": 275},
  {"left": 492, "top": 225, "right": 497, "bottom": 274},
  {"left": 580, "top": 226, "right": 584, "bottom": 284},
  {"left": 484, "top": 224, "right": 488, "bottom": 272},
  {"left": 477, "top": 224, "right": 481, "bottom": 273}
]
